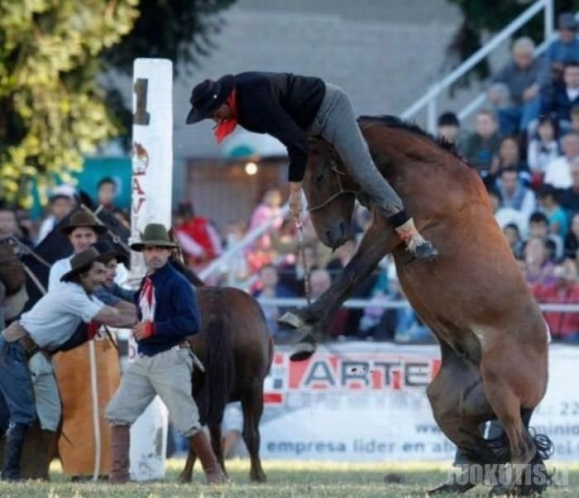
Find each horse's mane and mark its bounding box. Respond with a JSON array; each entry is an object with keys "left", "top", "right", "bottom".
[{"left": 358, "top": 114, "right": 468, "bottom": 164}]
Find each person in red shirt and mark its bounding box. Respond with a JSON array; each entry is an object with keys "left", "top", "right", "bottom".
[
  {"left": 174, "top": 202, "right": 222, "bottom": 270},
  {"left": 532, "top": 258, "right": 579, "bottom": 341}
]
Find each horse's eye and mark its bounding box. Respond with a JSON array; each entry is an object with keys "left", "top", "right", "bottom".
[{"left": 315, "top": 173, "right": 324, "bottom": 184}]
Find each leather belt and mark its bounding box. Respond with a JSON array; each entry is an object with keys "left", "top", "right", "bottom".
[
  {"left": 171, "top": 341, "right": 190, "bottom": 351},
  {"left": 2, "top": 321, "right": 41, "bottom": 359}
]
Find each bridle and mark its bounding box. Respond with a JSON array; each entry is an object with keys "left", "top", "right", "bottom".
[{"left": 307, "top": 164, "right": 359, "bottom": 213}]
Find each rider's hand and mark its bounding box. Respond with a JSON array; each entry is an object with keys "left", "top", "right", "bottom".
[{"left": 289, "top": 189, "right": 303, "bottom": 226}]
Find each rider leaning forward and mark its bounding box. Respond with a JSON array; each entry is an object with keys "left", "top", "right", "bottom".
[{"left": 185, "top": 71, "right": 438, "bottom": 261}]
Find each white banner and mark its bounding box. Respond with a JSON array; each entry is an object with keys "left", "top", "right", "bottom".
[{"left": 258, "top": 343, "right": 579, "bottom": 462}]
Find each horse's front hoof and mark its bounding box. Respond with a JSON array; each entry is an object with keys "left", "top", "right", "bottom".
[
  {"left": 278, "top": 311, "right": 306, "bottom": 329},
  {"left": 289, "top": 341, "right": 316, "bottom": 362}
]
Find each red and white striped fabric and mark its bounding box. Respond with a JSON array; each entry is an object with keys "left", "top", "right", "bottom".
[{"left": 139, "top": 276, "right": 156, "bottom": 322}]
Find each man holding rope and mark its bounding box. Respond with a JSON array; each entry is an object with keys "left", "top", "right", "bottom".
[{"left": 0, "top": 247, "right": 136, "bottom": 480}]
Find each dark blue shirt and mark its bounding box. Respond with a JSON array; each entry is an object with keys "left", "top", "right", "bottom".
[{"left": 134, "top": 262, "right": 201, "bottom": 356}]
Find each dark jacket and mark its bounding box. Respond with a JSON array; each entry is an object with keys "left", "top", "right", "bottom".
[
  {"left": 234, "top": 72, "right": 326, "bottom": 182},
  {"left": 540, "top": 81, "right": 579, "bottom": 123},
  {"left": 135, "top": 262, "right": 201, "bottom": 356}
]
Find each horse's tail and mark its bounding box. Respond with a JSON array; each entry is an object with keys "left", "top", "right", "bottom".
[{"left": 196, "top": 312, "right": 234, "bottom": 427}]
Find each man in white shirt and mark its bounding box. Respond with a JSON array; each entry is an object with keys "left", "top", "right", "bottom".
[
  {"left": 25, "top": 210, "right": 110, "bottom": 461},
  {"left": 0, "top": 247, "right": 136, "bottom": 480},
  {"left": 544, "top": 132, "right": 579, "bottom": 188}
]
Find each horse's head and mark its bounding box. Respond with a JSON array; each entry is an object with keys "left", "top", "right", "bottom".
[
  {"left": 304, "top": 139, "right": 358, "bottom": 249},
  {"left": 0, "top": 234, "right": 26, "bottom": 296}
]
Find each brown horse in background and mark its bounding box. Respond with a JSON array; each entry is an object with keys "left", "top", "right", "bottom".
[
  {"left": 178, "top": 282, "right": 273, "bottom": 483},
  {"left": 278, "top": 116, "right": 552, "bottom": 496}
]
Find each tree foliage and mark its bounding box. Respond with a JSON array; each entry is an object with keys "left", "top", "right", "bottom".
[
  {"left": 0, "top": 0, "right": 235, "bottom": 206},
  {"left": 445, "top": 0, "right": 579, "bottom": 90}
]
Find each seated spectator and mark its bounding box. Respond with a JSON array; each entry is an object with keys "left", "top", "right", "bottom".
[
  {"left": 532, "top": 259, "right": 579, "bottom": 342},
  {"left": 528, "top": 211, "right": 565, "bottom": 261},
  {"left": 174, "top": 202, "right": 222, "bottom": 270},
  {"left": 539, "top": 62, "right": 579, "bottom": 133},
  {"left": 543, "top": 132, "right": 579, "bottom": 188},
  {"left": 36, "top": 187, "right": 76, "bottom": 245},
  {"left": 252, "top": 264, "right": 296, "bottom": 343},
  {"left": 358, "top": 265, "right": 391, "bottom": 341},
  {"left": 277, "top": 245, "right": 318, "bottom": 297},
  {"left": 570, "top": 103, "right": 579, "bottom": 135},
  {"left": 326, "top": 240, "right": 376, "bottom": 338},
  {"left": 487, "top": 37, "right": 550, "bottom": 136},
  {"left": 96, "top": 177, "right": 118, "bottom": 211},
  {"left": 436, "top": 111, "right": 466, "bottom": 153},
  {"left": 489, "top": 136, "right": 531, "bottom": 185},
  {"left": 220, "top": 219, "right": 250, "bottom": 287},
  {"left": 0, "top": 206, "right": 34, "bottom": 248},
  {"left": 559, "top": 157, "right": 579, "bottom": 219},
  {"left": 523, "top": 235, "right": 556, "bottom": 285},
  {"left": 246, "top": 188, "right": 284, "bottom": 273},
  {"left": 564, "top": 212, "right": 579, "bottom": 259},
  {"left": 503, "top": 223, "right": 525, "bottom": 259},
  {"left": 536, "top": 184, "right": 569, "bottom": 240},
  {"left": 268, "top": 219, "right": 299, "bottom": 266},
  {"left": 546, "top": 12, "right": 579, "bottom": 81},
  {"left": 463, "top": 109, "right": 502, "bottom": 178},
  {"left": 384, "top": 264, "right": 433, "bottom": 344},
  {"left": 495, "top": 167, "right": 536, "bottom": 221},
  {"left": 526, "top": 115, "right": 561, "bottom": 185},
  {"left": 488, "top": 187, "right": 529, "bottom": 237}
]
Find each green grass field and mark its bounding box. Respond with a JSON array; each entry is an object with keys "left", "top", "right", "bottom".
[{"left": 1, "top": 459, "right": 579, "bottom": 497}]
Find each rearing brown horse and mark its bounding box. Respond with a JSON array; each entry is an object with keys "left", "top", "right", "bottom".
[{"left": 278, "top": 116, "right": 553, "bottom": 496}]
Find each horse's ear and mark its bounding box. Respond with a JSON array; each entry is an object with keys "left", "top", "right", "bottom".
[{"left": 77, "top": 190, "right": 96, "bottom": 210}]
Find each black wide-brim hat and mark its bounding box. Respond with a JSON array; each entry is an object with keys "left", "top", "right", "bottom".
[
  {"left": 92, "top": 240, "right": 129, "bottom": 266},
  {"left": 186, "top": 74, "right": 235, "bottom": 125}
]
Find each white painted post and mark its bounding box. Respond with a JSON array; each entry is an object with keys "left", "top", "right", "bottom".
[{"left": 126, "top": 57, "right": 174, "bottom": 481}]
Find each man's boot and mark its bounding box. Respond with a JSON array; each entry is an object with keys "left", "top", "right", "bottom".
[
  {"left": 2, "top": 422, "right": 29, "bottom": 481},
  {"left": 109, "top": 425, "right": 130, "bottom": 483},
  {"left": 390, "top": 212, "right": 439, "bottom": 261},
  {"left": 189, "top": 430, "right": 226, "bottom": 484}
]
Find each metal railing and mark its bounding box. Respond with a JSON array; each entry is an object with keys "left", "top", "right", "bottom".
[
  {"left": 199, "top": 203, "right": 290, "bottom": 282},
  {"left": 256, "top": 296, "right": 579, "bottom": 312},
  {"left": 401, "top": 0, "right": 555, "bottom": 132}
]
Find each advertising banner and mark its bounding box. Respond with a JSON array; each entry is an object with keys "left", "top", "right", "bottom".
[{"left": 258, "top": 343, "right": 579, "bottom": 462}]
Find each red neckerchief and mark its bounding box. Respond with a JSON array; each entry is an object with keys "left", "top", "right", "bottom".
[
  {"left": 214, "top": 90, "right": 238, "bottom": 145},
  {"left": 139, "top": 276, "right": 156, "bottom": 321}
]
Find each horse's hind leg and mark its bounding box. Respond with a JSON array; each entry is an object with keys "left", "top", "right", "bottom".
[
  {"left": 178, "top": 445, "right": 197, "bottom": 483},
  {"left": 426, "top": 348, "right": 500, "bottom": 495},
  {"left": 480, "top": 348, "right": 551, "bottom": 495},
  {"left": 241, "top": 386, "right": 266, "bottom": 482}
]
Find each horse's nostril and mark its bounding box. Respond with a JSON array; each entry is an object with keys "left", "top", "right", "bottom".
[
  {"left": 325, "top": 230, "right": 333, "bottom": 244},
  {"left": 339, "top": 221, "right": 345, "bottom": 237}
]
